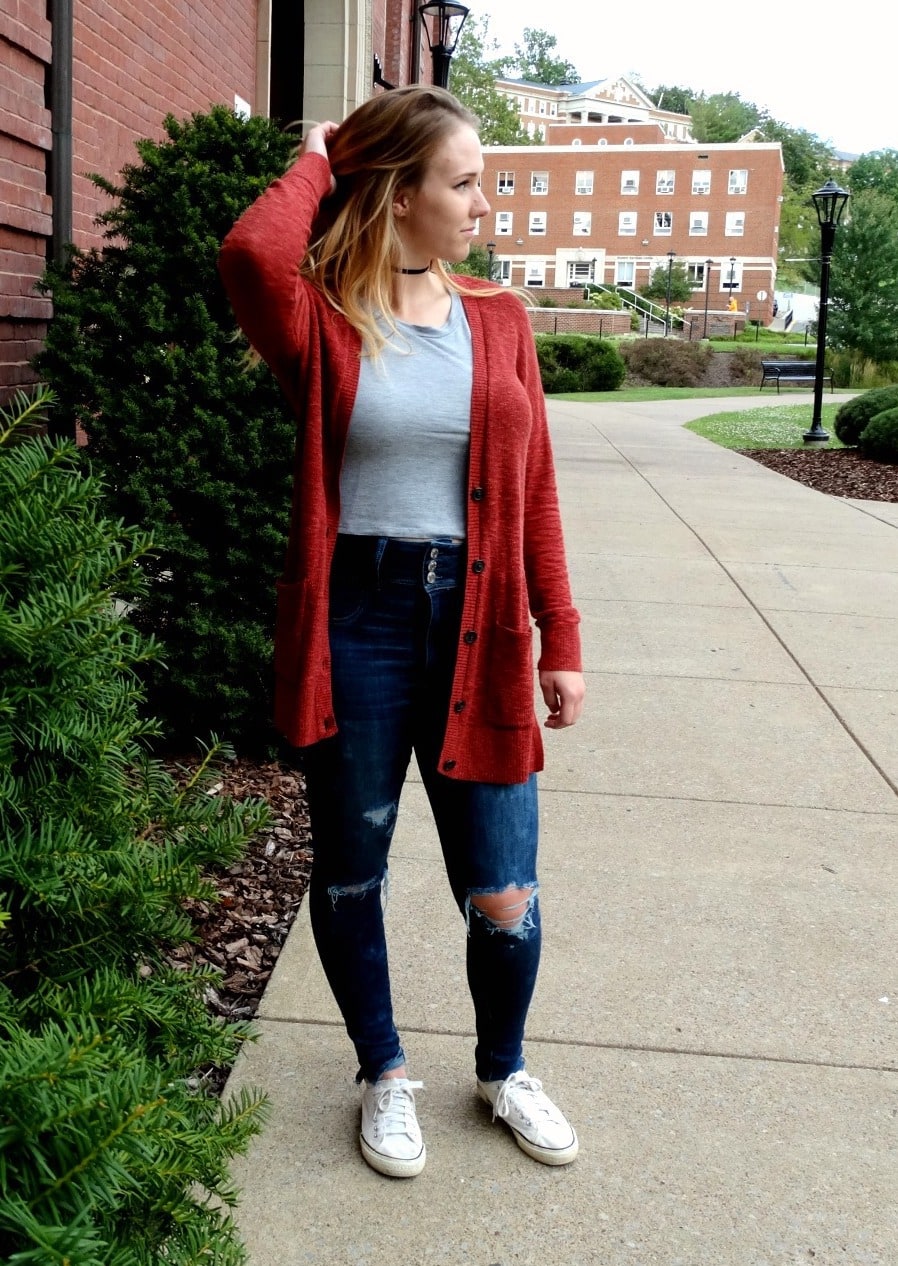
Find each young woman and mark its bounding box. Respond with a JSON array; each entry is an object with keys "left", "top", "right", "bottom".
[{"left": 219, "top": 85, "right": 585, "bottom": 1179}]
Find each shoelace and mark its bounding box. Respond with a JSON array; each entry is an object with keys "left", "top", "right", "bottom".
[
  {"left": 372, "top": 1080, "right": 424, "bottom": 1139},
  {"left": 493, "top": 1074, "right": 554, "bottom": 1126}
]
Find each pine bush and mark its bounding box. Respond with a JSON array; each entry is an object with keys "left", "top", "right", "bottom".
[
  {"left": 0, "top": 388, "right": 269, "bottom": 1264},
  {"left": 35, "top": 107, "right": 297, "bottom": 752},
  {"left": 834, "top": 384, "right": 898, "bottom": 446},
  {"left": 534, "top": 334, "right": 626, "bottom": 393},
  {"left": 858, "top": 405, "right": 898, "bottom": 462}
]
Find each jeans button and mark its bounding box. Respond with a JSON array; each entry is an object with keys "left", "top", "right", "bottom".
[
  {"left": 430, "top": 548, "right": 439, "bottom": 558},
  {"left": 442, "top": 759, "right": 457, "bottom": 772}
]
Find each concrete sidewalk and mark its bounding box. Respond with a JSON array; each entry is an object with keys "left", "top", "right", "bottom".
[{"left": 225, "top": 397, "right": 898, "bottom": 1265}]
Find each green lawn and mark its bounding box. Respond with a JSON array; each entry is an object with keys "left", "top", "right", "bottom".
[
  {"left": 549, "top": 386, "right": 761, "bottom": 403},
  {"left": 685, "top": 403, "right": 845, "bottom": 449}
]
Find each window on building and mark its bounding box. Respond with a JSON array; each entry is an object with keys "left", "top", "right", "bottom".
[
  {"left": 686, "top": 262, "right": 708, "bottom": 288},
  {"left": 568, "top": 260, "right": 595, "bottom": 285},
  {"left": 575, "top": 170, "right": 594, "bottom": 194},
  {"left": 621, "top": 170, "right": 639, "bottom": 195},
  {"left": 689, "top": 211, "right": 709, "bottom": 236},
  {"left": 495, "top": 211, "right": 513, "bottom": 236},
  {"left": 572, "top": 137, "right": 582, "bottom": 146},
  {"left": 497, "top": 171, "right": 515, "bottom": 195},
  {"left": 656, "top": 170, "right": 675, "bottom": 195},
  {"left": 597, "top": 138, "right": 608, "bottom": 146},
  {"left": 624, "top": 137, "right": 634, "bottom": 145},
  {"left": 573, "top": 211, "right": 592, "bottom": 236},
  {"left": 728, "top": 169, "right": 748, "bottom": 195},
  {"left": 497, "top": 260, "right": 512, "bottom": 286},
  {"left": 692, "top": 170, "right": 711, "bottom": 195},
  {"left": 725, "top": 211, "right": 745, "bottom": 236},
  {"left": 654, "top": 211, "right": 672, "bottom": 236},
  {"left": 615, "top": 259, "right": 636, "bottom": 286},
  {"left": 618, "top": 211, "right": 637, "bottom": 236},
  {"left": 525, "top": 261, "right": 545, "bottom": 287},
  {"left": 531, "top": 171, "right": 549, "bottom": 194},
  {"left": 721, "top": 260, "right": 742, "bottom": 291},
  {"left": 529, "top": 211, "right": 547, "bottom": 235}
]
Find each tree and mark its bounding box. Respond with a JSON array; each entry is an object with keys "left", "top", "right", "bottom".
[
  {"left": 35, "top": 107, "right": 297, "bottom": 753},
  {"left": 689, "top": 92, "right": 760, "bottom": 143},
  {"left": 638, "top": 83, "right": 693, "bottom": 115},
  {"left": 509, "top": 27, "right": 579, "bottom": 86},
  {"left": 828, "top": 190, "right": 898, "bottom": 364},
  {"left": 0, "top": 386, "right": 268, "bottom": 1263},
  {"left": 640, "top": 260, "right": 694, "bottom": 305},
  {"left": 450, "top": 17, "right": 529, "bottom": 145},
  {"left": 843, "top": 149, "right": 898, "bottom": 200},
  {"left": 453, "top": 243, "right": 494, "bottom": 279}
]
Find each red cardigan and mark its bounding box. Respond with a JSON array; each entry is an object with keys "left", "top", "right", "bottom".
[{"left": 219, "top": 152, "right": 581, "bottom": 783}]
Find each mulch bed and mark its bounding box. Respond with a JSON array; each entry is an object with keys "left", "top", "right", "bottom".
[{"left": 176, "top": 446, "right": 897, "bottom": 1038}]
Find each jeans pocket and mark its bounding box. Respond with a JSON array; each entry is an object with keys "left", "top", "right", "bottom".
[
  {"left": 485, "top": 623, "right": 535, "bottom": 729},
  {"left": 328, "top": 577, "right": 368, "bottom": 626}
]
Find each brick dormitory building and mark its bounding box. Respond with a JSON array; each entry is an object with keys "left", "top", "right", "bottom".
[{"left": 480, "top": 77, "right": 784, "bottom": 326}]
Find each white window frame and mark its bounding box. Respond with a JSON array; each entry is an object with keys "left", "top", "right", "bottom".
[
  {"left": 575, "top": 170, "right": 594, "bottom": 195},
  {"left": 728, "top": 168, "right": 748, "bottom": 195},
  {"left": 721, "top": 260, "right": 742, "bottom": 291},
  {"left": 725, "top": 211, "right": 745, "bottom": 237},
  {"left": 621, "top": 169, "right": 639, "bottom": 195},
  {"left": 524, "top": 261, "right": 546, "bottom": 287},
  {"left": 529, "top": 211, "right": 547, "bottom": 235},
  {"left": 654, "top": 210, "right": 672, "bottom": 236},
  {"left": 497, "top": 260, "right": 512, "bottom": 286},
  {"left": 692, "top": 170, "right": 711, "bottom": 195},
  {"left": 656, "top": 169, "right": 675, "bottom": 195},
  {"left": 567, "top": 260, "right": 594, "bottom": 285},
  {"left": 497, "top": 170, "right": 515, "bottom": 196},
  {"left": 531, "top": 171, "right": 549, "bottom": 195},
  {"left": 686, "top": 262, "right": 708, "bottom": 288},
  {"left": 615, "top": 259, "right": 636, "bottom": 286},
  {"left": 495, "top": 211, "right": 513, "bottom": 236},
  {"left": 618, "top": 211, "right": 637, "bottom": 236},
  {"left": 573, "top": 211, "right": 592, "bottom": 236},
  {"left": 689, "top": 211, "right": 709, "bottom": 236}
]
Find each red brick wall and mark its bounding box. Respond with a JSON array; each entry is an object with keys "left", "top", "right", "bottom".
[
  {"left": 1, "top": 2, "right": 54, "bottom": 395},
  {"left": 70, "top": 1, "right": 257, "bottom": 247}
]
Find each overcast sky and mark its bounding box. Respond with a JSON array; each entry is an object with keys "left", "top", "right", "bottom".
[{"left": 477, "top": 0, "right": 892, "bottom": 157}]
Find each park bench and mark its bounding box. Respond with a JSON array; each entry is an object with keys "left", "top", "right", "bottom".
[{"left": 760, "top": 360, "right": 832, "bottom": 393}]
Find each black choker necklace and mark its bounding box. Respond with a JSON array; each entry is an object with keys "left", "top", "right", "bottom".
[{"left": 394, "top": 264, "right": 431, "bottom": 275}]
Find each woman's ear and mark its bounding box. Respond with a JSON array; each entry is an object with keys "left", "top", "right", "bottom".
[{"left": 392, "top": 188, "right": 412, "bottom": 219}]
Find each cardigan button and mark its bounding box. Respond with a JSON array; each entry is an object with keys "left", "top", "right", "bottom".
[
  {"left": 470, "top": 486, "right": 485, "bottom": 501},
  {"left": 471, "top": 559, "right": 485, "bottom": 574},
  {"left": 323, "top": 715, "right": 335, "bottom": 730},
  {"left": 463, "top": 630, "right": 478, "bottom": 644},
  {"left": 442, "top": 759, "right": 457, "bottom": 772},
  {"left": 453, "top": 700, "right": 466, "bottom": 713}
]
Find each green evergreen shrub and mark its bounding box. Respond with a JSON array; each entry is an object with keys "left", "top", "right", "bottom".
[
  {"left": 35, "top": 107, "right": 297, "bottom": 752},
  {"left": 834, "top": 384, "right": 898, "bottom": 446},
  {"left": 858, "top": 405, "right": 898, "bottom": 462},
  {"left": 619, "top": 338, "right": 712, "bottom": 387},
  {"left": 534, "top": 334, "right": 626, "bottom": 393},
  {"left": 0, "top": 388, "right": 269, "bottom": 1263}
]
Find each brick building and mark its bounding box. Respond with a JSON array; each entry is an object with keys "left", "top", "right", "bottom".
[
  {"left": 0, "top": 0, "right": 436, "bottom": 398},
  {"left": 479, "top": 121, "right": 784, "bottom": 326},
  {"left": 495, "top": 74, "right": 694, "bottom": 144}
]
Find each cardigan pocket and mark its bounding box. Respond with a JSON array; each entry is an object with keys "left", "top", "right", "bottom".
[
  {"left": 274, "top": 578, "right": 310, "bottom": 683},
  {"left": 485, "top": 623, "right": 535, "bottom": 729}
]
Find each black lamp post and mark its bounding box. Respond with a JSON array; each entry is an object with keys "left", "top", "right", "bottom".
[
  {"left": 418, "top": 1, "right": 469, "bottom": 88},
  {"left": 804, "top": 178, "right": 850, "bottom": 445},
  {"left": 702, "top": 258, "right": 713, "bottom": 338},
  {"left": 486, "top": 239, "right": 496, "bottom": 281},
  {"left": 664, "top": 249, "right": 676, "bottom": 337}
]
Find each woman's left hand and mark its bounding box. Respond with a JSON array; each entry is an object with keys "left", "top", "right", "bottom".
[{"left": 539, "top": 671, "right": 585, "bottom": 730}]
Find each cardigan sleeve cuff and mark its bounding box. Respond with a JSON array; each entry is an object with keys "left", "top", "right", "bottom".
[{"left": 536, "top": 618, "right": 582, "bottom": 674}]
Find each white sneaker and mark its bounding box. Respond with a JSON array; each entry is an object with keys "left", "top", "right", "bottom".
[
  {"left": 360, "top": 1078, "right": 426, "bottom": 1177},
  {"left": 478, "top": 1070, "right": 578, "bottom": 1165}
]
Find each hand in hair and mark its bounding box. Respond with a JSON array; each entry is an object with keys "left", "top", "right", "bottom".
[{"left": 301, "top": 122, "right": 339, "bottom": 193}]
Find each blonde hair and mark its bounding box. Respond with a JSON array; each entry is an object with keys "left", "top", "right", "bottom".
[{"left": 300, "top": 85, "right": 502, "bottom": 355}]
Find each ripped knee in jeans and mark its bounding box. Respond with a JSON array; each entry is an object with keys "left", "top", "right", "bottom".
[{"left": 467, "top": 885, "right": 538, "bottom": 939}]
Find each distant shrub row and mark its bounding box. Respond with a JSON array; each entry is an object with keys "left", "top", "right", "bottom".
[{"left": 534, "top": 333, "right": 626, "bottom": 393}]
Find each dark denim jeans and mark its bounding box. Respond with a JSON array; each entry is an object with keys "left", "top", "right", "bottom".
[{"left": 304, "top": 534, "right": 540, "bottom": 1085}]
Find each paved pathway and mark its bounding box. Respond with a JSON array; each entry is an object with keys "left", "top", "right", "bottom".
[{"left": 225, "top": 396, "right": 898, "bottom": 1265}]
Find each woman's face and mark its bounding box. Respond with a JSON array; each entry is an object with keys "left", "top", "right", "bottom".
[{"left": 393, "top": 124, "right": 491, "bottom": 266}]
